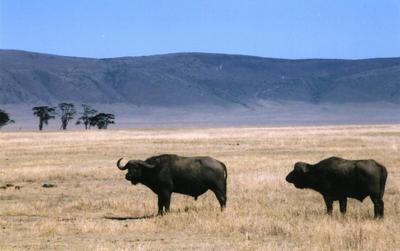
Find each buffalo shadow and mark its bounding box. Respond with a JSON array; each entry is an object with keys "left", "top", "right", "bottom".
[{"left": 103, "top": 214, "right": 156, "bottom": 221}]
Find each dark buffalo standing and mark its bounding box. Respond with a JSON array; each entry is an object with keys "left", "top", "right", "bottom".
[
  {"left": 285, "top": 156, "right": 387, "bottom": 218},
  {"left": 117, "top": 154, "right": 227, "bottom": 215}
]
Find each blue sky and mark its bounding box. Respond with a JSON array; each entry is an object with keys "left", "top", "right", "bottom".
[{"left": 1, "top": 0, "right": 399, "bottom": 59}]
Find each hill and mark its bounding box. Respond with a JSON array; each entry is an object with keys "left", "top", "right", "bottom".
[{"left": 1, "top": 50, "right": 400, "bottom": 106}]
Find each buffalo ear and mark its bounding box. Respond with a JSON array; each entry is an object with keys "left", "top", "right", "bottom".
[{"left": 295, "top": 162, "right": 310, "bottom": 173}]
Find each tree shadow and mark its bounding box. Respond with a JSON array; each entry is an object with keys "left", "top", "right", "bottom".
[{"left": 103, "top": 214, "right": 156, "bottom": 221}]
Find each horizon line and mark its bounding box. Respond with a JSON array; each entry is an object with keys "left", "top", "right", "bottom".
[{"left": 1, "top": 48, "right": 400, "bottom": 61}]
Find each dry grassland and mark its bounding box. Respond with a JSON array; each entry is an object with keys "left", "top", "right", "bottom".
[{"left": 0, "top": 125, "right": 400, "bottom": 250}]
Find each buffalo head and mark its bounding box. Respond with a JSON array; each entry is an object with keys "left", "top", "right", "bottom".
[
  {"left": 285, "top": 162, "right": 312, "bottom": 189},
  {"left": 117, "top": 158, "right": 155, "bottom": 185}
]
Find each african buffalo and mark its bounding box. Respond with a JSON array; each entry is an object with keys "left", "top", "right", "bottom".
[
  {"left": 117, "top": 154, "right": 227, "bottom": 215},
  {"left": 286, "top": 156, "right": 387, "bottom": 218}
]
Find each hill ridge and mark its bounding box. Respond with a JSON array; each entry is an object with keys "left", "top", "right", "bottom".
[{"left": 1, "top": 49, "right": 400, "bottom": 106}]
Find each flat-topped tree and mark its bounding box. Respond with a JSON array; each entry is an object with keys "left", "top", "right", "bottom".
[
  {"left": 0, "top": 109, "right": 15, "bottom": 129},
  {"left": 58, "top": 103, "right": 76, "bottom": 130},
  {"left": 76, "top": 104, "right": 97, "bottom": 129},
  {"left": 89, "top": 113, "right": 115, "bottom": 129},
  {"left": 32, "top": 106, "right": 56, "bottom": 131}
]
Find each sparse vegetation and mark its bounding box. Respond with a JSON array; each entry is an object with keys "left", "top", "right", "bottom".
[
  {"left": 30, "top": 104, "right": 115, "bottom": 130},
  {"left": 58, "top": 103, "right": 76, "bottom": 130},
  {"left": 76, "top": 104, "right": 98, "bottom": 129},
  {"left": 0, "top": 109, "right": 14, "bottom": 129},
  {"left": 89, "top": 112, "right": 115, "bottom": 129},
  {"left": 0, "top": 125, "right": 399, "bottom": 250},
  {"left": 32, "top": 106, "right": 57, "bottom": 131}
]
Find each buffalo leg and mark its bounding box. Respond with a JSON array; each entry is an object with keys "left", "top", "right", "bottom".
[
  {"left": 211, "top": 187, "right": 226, "bottom": 210},
  {"left": 323, "top": 196, "right": 333, "bottom": 215},
  {"left": 370, "top": 195, "right": 384, "bottom": 218},
  {"left": 339, "top": 197, "right": 347, "bottom": 214},
  {"left": 157, "top": 191, "right": 172, "bottom": 216},
  {"left": 157, "top": 194, "right": 164, "bottom": 215},
  {"left": 164, "top": 193, "right": 171, "bottom": 213}
]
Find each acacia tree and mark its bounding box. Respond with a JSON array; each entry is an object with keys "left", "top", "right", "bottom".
[
  {"left": 0, "top": 109, "right": 14, "bottom": 129},
  {"left": 32, "top": 106, "right": 56, "bottom": 131},
  {"left": 89, "top": 113, "right": 115, "bottom": 129},
  {"left": 76, "top": 104, "right": 97, "bottom": 129},
  {"left": 58, "top": 103, "right": 76, "bottom": 130}
]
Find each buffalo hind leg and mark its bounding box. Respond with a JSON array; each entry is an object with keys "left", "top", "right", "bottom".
[
  {"left": 211, "top": 188, "right": 226, "bottom": 210},
  {"left": 370, "top": 195, "right": 384, "bottom": 218},
  {"left": 323, "top": 196, "right": 333, "bottom": 215},
  {"left": 157, "top": 191, "right": 172, "bottom": 216},
  {"left": 339, "top": 197, "right": 347, "bottom": 215}
]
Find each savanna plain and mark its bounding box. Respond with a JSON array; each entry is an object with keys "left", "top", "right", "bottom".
[{"left": 0, "top": 125, "right": 400, "bottom": 250}]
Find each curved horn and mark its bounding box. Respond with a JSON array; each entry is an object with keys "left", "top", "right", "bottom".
[{"left": 117, "top": 158, "right": 128, "bottom": 170}]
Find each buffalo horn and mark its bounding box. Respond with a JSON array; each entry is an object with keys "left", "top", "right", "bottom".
[
  {"left": 117, "top": 158, "right": 128, "bottom": 170},
  {"left": 139, "top": 161, "right": 155, "bottom": 168}
]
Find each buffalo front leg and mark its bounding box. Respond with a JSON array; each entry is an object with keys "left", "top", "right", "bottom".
[
  {"left": 157, "top": 191, "right": 172, "bottom": 216},
  {"left": 323, "top": 196, "right": 333, "bottom": 215},
  {"left": 157, "top": 194, "right": 164, "bottom": 216},
  {"left": 164, "top": 192, "right": 171, "bottom": 213},
  {"left": 339, "top": 197, "right": 347, "bottom": 215}
]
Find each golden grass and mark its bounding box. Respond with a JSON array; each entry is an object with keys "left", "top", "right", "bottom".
[{"left": 0, "top": 125, "right": 399, "bottom": 250}]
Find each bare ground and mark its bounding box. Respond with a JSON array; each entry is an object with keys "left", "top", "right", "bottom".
[{"left": 0, "top": 125, "right": 399, "bottom": 250}]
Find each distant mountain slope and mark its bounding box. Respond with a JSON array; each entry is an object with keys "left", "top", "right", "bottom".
[{"left": 1, "top": 49, "right": 400, "bottom": 106}]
